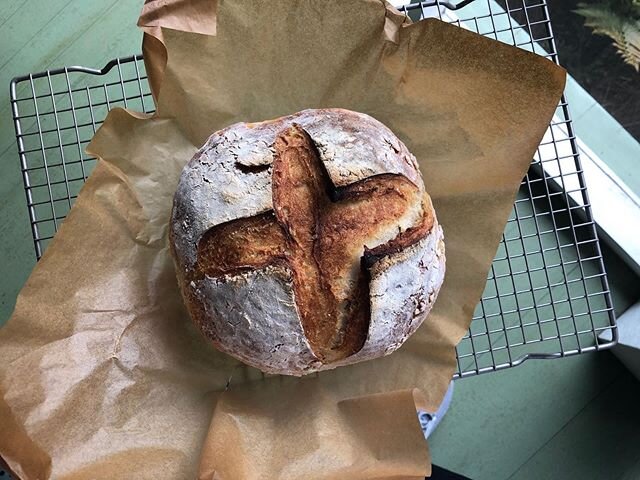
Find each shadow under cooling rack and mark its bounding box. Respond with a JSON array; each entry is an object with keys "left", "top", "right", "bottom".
[{"left": 9, "top": 0, "right": 617, "bottom": 378}]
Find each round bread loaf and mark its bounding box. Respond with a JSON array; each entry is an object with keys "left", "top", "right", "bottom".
[{"left": 170, "top": 108, "right": 445, "bottom": 375}]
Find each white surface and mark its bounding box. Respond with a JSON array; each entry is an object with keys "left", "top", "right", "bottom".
[
  {"left": 538, "top": 123, "right": 640, "bottom": 274},
  {"left": 601, "top": 301, "right": 640, "bottom": 381}
]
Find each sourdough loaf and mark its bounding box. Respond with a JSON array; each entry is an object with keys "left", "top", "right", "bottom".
[{"left": 170, "top": 109, "right": 445, "bottom": 375}]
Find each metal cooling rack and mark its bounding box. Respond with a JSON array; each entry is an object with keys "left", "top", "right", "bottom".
[{"left": 9, "top": 0, "right": 617, "bottom": 380}]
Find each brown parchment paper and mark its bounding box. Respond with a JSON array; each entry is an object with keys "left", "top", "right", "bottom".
[{"left": 0, "top": 1, "right": 565, "bottom": 478}]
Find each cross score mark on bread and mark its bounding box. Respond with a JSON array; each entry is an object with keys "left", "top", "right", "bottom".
[{"left": 192, "top": 125, "right": 433, "bottom": 362}]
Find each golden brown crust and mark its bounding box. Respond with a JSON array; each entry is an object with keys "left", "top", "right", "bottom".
[
  {"left": 271, "top": 126, "right": 342, "bottom": 360},
  {"left": 195, "top": 212, "right": 287, "bottom": 279},
  {"left": 363, "top": 193, "right": 435, "bottom": 267}
]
